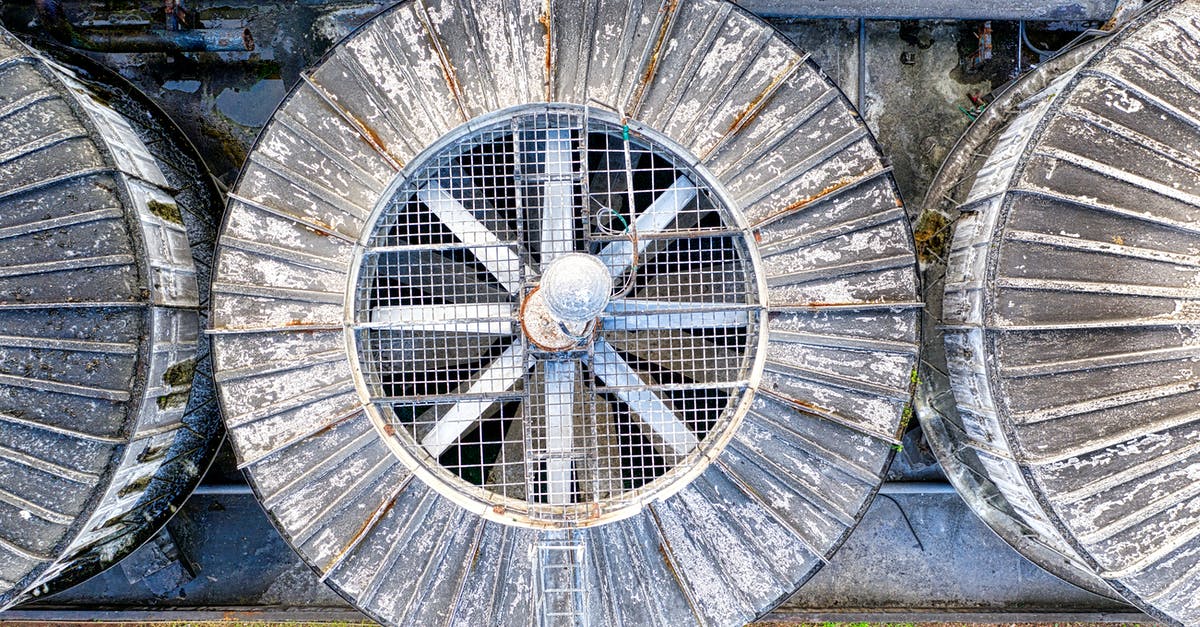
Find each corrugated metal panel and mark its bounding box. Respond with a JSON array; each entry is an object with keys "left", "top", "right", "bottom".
[{"left": 930, "top": 1, "right": 1200, "bottom": 624}]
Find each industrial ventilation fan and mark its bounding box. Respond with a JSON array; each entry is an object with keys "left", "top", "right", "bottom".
[
  {"left": 209, "top": 0, "right": 920, "bottom": 624},
  {"left": 918, "top": 1, "right": 1200, "bottom": 625},
  {"left": 0, "top": 30, "right": 222, "bottom": 608}
]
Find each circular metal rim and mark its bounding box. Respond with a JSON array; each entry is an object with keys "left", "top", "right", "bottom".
[
  {"left": 914, "top": 37, "right": 1125, "bottom": 603},
  {"left": 342, "top": 102, "right": 770, "bottom": 530},
  {"left": 918, "top": 0, "right": 1190, "bottom": 619},
  {"left": 0, "top": 35, "right": 223, "bottom": 608},
  {"left": 16, "top": 43, "right": 227, "bottom": 604}
]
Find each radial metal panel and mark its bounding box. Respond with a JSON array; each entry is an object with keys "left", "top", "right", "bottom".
[
  {"left": 0, "top": 32, "right": 222, "bottom": 608},
  {"left": 211, "top": 0, "right": 920, "bottom": 624},
  {"left": 927, "top": 2, "right": 1200, "bottom": 624}
]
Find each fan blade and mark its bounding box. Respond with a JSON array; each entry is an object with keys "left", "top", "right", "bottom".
[
  {"left": 421, "top": 342, "right": 529, "bottom": 457},
  {"left": 368, "top": 303, "right": 516, "bottom": 335},
  {"left": 591, "top": 337, "right": 698, "bottom": 456},
  {"left": 542, "top": 359, "right": 577, "bottom": 505},
  {"left": 540, "top": 128, "right": 576, "bottom": 265},
  {"left": 602, "top": 299, "right": 750, "bottom": 331},
  {"left": 599, "top": 176, "right": 696, "bottom": 278},
  {"left": 416, "top": 182, "right": 533, "bottom": 293}
]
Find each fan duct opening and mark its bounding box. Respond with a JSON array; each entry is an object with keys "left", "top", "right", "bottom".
[{"left": 350, "top": 105, "right": 766, "bottom": 528}]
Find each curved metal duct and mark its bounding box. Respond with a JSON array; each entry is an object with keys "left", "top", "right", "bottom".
[
  {"left": 922, "top": 1, "right": 1200, "bottom": 624},
  {"left": 0, "top": 32, "right": 222, "bottom": 607},
  {"left": 210, "top": 0, "right": 919, "bottom": 624}
]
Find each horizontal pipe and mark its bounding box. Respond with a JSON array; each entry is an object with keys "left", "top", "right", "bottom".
[
  {"left": 737, "top": 0, "right": 1121, "bottom": 20},
  {"left": 878, "top": 481, "right": 960, "bottom": 495},
  {"left": 36, "top": 0, "right": 254, "bottom": 52},
  {"left": 193, "top": 484, "right": 254, "bottom": 495},
  {"left": 64, "top": 29, "right": 254, "bottom": 52}
]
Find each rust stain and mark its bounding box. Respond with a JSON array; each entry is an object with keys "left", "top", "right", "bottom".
[
  {"left": 382, "top": 423, "right": 396, "bottom": 437},
  {"left": 540, "top": 0, "right": 553, "bottom": 102},
  {"left": 657, "top": 542, "right": 681, "bottom": 580},
  {"left": 355, "top": 120, "right": 391, "bottom": 163},
  {"left": 785, "top": 396, "right": 832, "bottom": 415},
  {"left": 758, "top": 175, "right": 859, "bottom": 226},
  {"left": 274, "top": 321, "right": 328, "bottom": 334},
  {"left": 348, "top": 112, "right": 403, "bottom": 169},
  {"left": 702, "top": 59, "right": 800, "bottom": 161},
  {"left": 417, "top": 0, "right": 468, "bottom": 122},
  {"left": 799, "top": 300, "right": 885, "bottom": 308},
  {"left": 1112, "top": 235, "right": 1125, "bottom": 245},
  {"left": 323, "top": 491, "right": 400, "bottom": 574},
  {"left": 492, "top": 504, "right": 506, "bottom": 515},
  {"left": 762, "top": 387, "right": 823, "bottom": 412},
  {"left": 301, "top": 73, "right": 404, "bottom": 171},
  {"left": 628, "top": 0, "right": 679, "bottom": 114}
]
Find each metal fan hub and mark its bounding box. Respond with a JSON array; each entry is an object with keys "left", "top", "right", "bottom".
[
  {"left": 540, "top": 253, "right": 611, "bottom": 324},
  {"left": 521, "top": 286, "right": 594, "bottom": 352}
]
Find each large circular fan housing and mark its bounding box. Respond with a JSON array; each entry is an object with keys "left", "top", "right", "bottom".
[
  {"left": 924, "top": 1, "right": 1200, "bottom": 624},
  {"left": 0, "top": 30, "right": 222, "bottom": 607},
  {"left": 211, "top": 0, "right": 920, "bottom": 624}
]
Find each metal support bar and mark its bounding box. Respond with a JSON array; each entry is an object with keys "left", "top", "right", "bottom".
[
  {"left": 736, "top": 0, "right": 1121, "bottom": 20},
  {"left": 857, "top": 18, "right": 867, "bottom": 116}
]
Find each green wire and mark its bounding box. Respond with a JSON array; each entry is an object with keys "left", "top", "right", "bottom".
[{"left": 610, "top": 209, "right": 630, "bottom": 231}]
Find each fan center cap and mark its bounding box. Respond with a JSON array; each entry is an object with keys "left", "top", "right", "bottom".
[
  {"left": 542, "top": 253, "right": 612, "bottom": 322},
  {"left": 522, "top": 253, "right": 611, "bottom": 351}
]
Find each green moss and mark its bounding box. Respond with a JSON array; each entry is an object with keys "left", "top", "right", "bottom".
[
  {"left": 163, "top": 359, "right": 196, "bottom": 387},
  {"left": 117, "top": 475, "right": 152, "bottom": 497},
  {"left": 156, "top": 389, "right": 190, "bottom": 410},
  {"left": 913, "top": 210, "right": 950, "bottom": 263},
  {"left": 147, "top": 199, "right": 184, "bottom": 225}
]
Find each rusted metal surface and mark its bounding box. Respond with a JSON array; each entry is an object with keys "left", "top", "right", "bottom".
[
  {"left": 927, "top": 1, "right": 1200, "bottom": 625},
  {"left": 210, "top": 0, "right": 919, "bottom": 624},
  {"left": 0, "top": 30, "right": 222, "bottom": 609}
]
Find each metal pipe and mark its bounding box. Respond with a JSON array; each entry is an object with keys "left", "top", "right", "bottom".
[
  {"left": 1020, "top": 20, "right": 1054, "bottom": 57},
  {"left": 878, "top": 481, "right": 960, "bottom": 495},
  {"left": 193, "top": 484, "right": 253, "bottom": 496},
  {"left": 737, "top": 0, "right": 1120, "bottom": 20},
  {"left": 857, "top": 18, "right": 866, "bottom": 116},
  {"left": 36, "top": 0, "right": 254, "bottom": 53},
  {"left": 1016, "top": 21, "right": 1023, "bottom": 72}
]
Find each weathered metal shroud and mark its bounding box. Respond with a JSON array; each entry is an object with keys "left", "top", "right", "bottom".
[
  {"left": 0, "top": 31, "right": 222, "bottom": 608},
  {"left": 210, "top": 0, "right": 921, "bottom": 624},
  {"left": 931, "top": 1, "right": 1200, "bottom": 624}
]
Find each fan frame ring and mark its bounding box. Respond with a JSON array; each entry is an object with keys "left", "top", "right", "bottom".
[{"left": 343, "top": 102, "right": 770, "bottom": 530}]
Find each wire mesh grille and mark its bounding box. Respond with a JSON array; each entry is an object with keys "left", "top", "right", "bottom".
[{"left": 353, "top": 105, "right": 763, "bottom": 526}]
